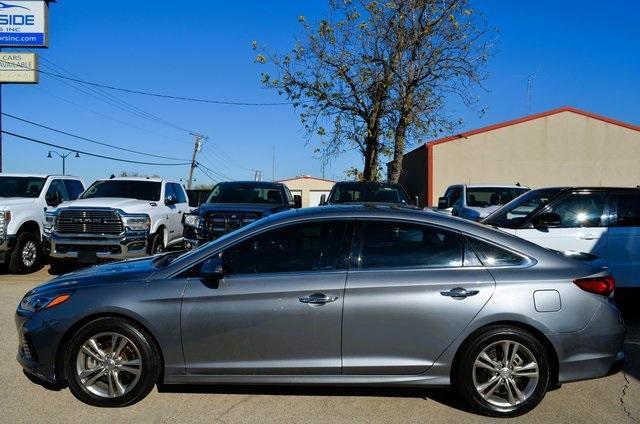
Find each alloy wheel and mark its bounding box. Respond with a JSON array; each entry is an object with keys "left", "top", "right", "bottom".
[
  {"left": 472, "top": 340, "right": 539, "bottom": 408},
  {"left": 75, "top": 332, "right": 142, "bottom": 398},
  {"left": 21, "top": 240, "right": 37, "bottom": 268}
]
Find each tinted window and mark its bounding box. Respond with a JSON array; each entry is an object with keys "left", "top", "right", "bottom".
[
  {"left": 164, "top": 183, "right": 177, "bottom": 201},
  {"left": 445, "top": 187, "right": 463, "bottom": 205},
  {"left": 466, "top": 187, "right": 529, "bottom": 207},
  {"left": 359, "top": 221, "right": 464, "bottom": 269},
  {"left": 483, "top": 188, "right": 562, "bottom": 228},
  {"left": 171, "top": 183, "right": 187, "bottom": 204},
  {"left": 545, "top": 192, "right": 606, "bottom": 228},
  {"left": 222, "top": 221, "right": 348, "bottom": 274},
  {"left": 207, "top": 182, "right": 285, "bottom": 205},
  {"left": 615, "top": 192, "right": 640, "bottom": 227},
  {"left": 0, "top": 176, "right": 46, "bottom": 198},
  {"left": 467, "top": 237, "right": 528, "bottom": 267},
  {"left": 81, "top": 180, "right": 162, "bottom": 201},
  {"left": 46, "top": 179, "right": 69, "bottom": 202},
  {"left": 329, "top": 183, "right": 410, "bottom": 204},
  {"left": 64, "top": 179, "right": 84, "bottom": 200}
]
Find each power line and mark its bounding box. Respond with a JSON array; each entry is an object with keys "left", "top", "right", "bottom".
[
  {"left": 194, "top": 165, "right": 218, "bottom": 183},
  {"left": 196, "top": 161, "right": 232, "bottom": 181},
  {"left": 2, "top": 113, "right": 190, "bottom": 161},
  {"left": 1, "top": 58, "right": 294, "bottom": 106},
  {"left": 2, "top": 130, "right": 191, "bottom": 166}
]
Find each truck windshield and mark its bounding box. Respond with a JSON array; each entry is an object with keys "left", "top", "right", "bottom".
[
  {"left": 466, "top": 187, "right": 529, "bottom": 208},
  {"left": 206, "top": 183, "right": 285, "bottom": 204},
  {"left": 81, "top": 180, "right": 162, "bottom": 201},
  {"left": 329, "top": 184, "right": 410, "bottom": 204},
  {"left": 482, "top": 188, "right": 562, "bottom": 229},
  {"left": 0, "top": 176, "right": 46, "bottom": 198}
]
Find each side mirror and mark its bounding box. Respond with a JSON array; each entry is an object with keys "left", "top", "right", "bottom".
[
  {"left": 46, "top": 191, "right": 62, "bottom": 207},
  {"left": 438, "top": 196, "right": 450, "bottom": 209},
  {"left": 165, "top": 194, "right": 178, "bottom": 206},
  {"left": 319, "top": 193, "right": 327, "bottom": 206},
  {"left": 293, "top": 194, "right": 302, "bottom": 209},
  {"left": 532, "top": 212, "right": 561, "bottom": 229},
  {"left": 200, "top": 256, "right": 225, "bottom": 281}
]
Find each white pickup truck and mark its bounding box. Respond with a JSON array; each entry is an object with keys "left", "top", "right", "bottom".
[
  {"left": 43, "top": 177, "right": 189, "bottom": 269},
  {"left": 436, "top": 184, "right": 530, "bottom": 221},
  {"left": 0, "top": 174, "right": 85, "bottom": 273}
]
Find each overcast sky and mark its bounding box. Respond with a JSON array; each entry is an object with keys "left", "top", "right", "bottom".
[{"left": 3, "top": 0, "right": 639, "bottom": 184}]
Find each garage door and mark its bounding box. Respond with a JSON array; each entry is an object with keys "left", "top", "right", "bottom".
[{"left": 309, "top": 190, "right": 331, "bottom": 207}]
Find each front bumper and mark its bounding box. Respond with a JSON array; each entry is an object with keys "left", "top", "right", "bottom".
[
  {"left": 0, "top": 234, "right": 17, "bottom": 264},
  {"left": 43, "top": 231, "right": 149, "bottom": 262},
  {"left": 550, "top": 300, "right": 626, "bottom": 383},
  {"left": 15, "top": 309, "right": 62, "bottom": 384}
]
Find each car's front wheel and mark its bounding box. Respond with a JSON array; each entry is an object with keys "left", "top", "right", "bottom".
[
  {"left": 8, "top": 231, "right": 43, "bottom": 274},
  {"left": 65, "top": 317, "right": 160, "bottom": 407},
  {"left": 454, "top": 326, "right": 550, "bottom": 417}
]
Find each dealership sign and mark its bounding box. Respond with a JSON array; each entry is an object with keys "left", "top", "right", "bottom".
[
  {"left": 0, "top": 52, "right": 37, "bottom": 82},
  {"left": 0, "top": 1, "right": 48, "bottom": 47}
]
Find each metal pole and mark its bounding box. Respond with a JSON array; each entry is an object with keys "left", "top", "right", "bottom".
[{"left": 62, "top": 155, "right": 65, "bottom": 175}]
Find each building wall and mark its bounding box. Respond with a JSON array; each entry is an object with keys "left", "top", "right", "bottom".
[
  {"left": 396, "top": 145, "right": 428, "bottom": 207},
  {"left": 279, "top": 177, "right": 335, "bottom": 208},
  {"left": 429, "top": 111, "right": 640, "bottom": 205}
]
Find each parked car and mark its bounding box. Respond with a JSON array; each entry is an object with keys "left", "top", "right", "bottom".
[
  {"left": 321, "top": 181, "right": 416, "bottom": 207},
  {"left": 482, "top": 187, "right": 640, "bottom": 290},
  {"left": 183, "top": 181, "right": 300, "bottom": 247},
  {"left": 437, "top": 184, "right": 530, "bottom": 221},
  {"left": 43, "top": 177, "right": 189, "bottom": 269},
  {"left": 0, "top": 174, "right": 85, "bottom": 273},
  {"left": 17, "top": 205, "right": 623, "bottom": 417}
]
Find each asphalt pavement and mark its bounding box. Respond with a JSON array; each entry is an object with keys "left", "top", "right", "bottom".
[{"left": 1, "top": 267, "right": 638, "bottom": 423}]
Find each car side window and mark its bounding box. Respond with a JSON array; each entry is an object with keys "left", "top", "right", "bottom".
[
  {"left": 222, "top": 221, "right": 348, "bottom": 275},
  {"left": 466, "top": 236, "right": 529, "bottom": 267},
  {"left": 46, "top": 179, "right": 69, "bottom": 204},
  {"left": 172, "top": 183, "right": 187, "bottom": 204},
  {"left": 615, "top": 192, "right": 640, "bottom": 227},
  {"left": 358, "top": 221, "right": 465, "bottom": 269},
  {"left": 544, "top": 192, "right": 606, "bottom": 228},
  {"left": 64, "top": 179, "right": 84, "bottom": 200},
  {"left": 164, "top": 183, "right": 177, "bottom": 203},
  {"left": 445, "top": 187, "right": 462, "bottom": 206}
]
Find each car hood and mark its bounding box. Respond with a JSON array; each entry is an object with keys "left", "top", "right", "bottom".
[
  {"left": 0, "top": 197, "right": 38, "bottom": 208},
  {"left": 195, "top": 203, "right": 286, "bottom": 215},
  {"left": 55, "top": 197, "right": 159, "bottom": 213},
  {"left": 27, "top": 256, "right": 160, "bottom": 295}
]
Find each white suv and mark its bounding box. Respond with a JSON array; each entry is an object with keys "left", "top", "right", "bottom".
[
  {"left": 436, "top": 184, "right": 530, "bottom": 221},
  {"left": 482, "top": 187, "right": 640, "bottom": 289},
  {"left": 44, "top": 177, "right": 189, "bottom": 269},
  {"left": 0, "top": 174, "right": 85, "bottom": 273}
]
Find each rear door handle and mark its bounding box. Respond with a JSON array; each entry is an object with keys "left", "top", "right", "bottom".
[
  {"left": 579, "top": 234, "right": 598, "bottom": 240},
  {"left": 440, "top": 287, "right": 479, "bottom": 299},
  {"left": 299, "top": 293, "right": 339, "bottom": 305}
]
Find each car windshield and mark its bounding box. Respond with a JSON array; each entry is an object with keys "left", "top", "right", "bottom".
[
  {"left": 0, "top": 176, "right": 46, "bottom": 198},
  {"left": 466, "top": 187, "right": 530, "bottom": 208},
  {"left": 329, "top": 184, "right": 410, "bottom": 204},
  {"left": 482, "top": 188, "right": 562, "bottom": 228},
  {"left": 81, "top": 180, "right": 162, "bottom": 201},
  {"left": 206, "top": 183, "right": 285, "bottom": 205}
]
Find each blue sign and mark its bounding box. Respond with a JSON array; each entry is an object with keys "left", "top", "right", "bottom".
[{"left": 0, "top": 1, "right": 47, "bottom": 48}]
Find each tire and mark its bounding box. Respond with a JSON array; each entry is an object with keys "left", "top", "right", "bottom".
[
  {"left": 64, "top": 317, "right": 161, "bottom": 407},
  {"left": 453, "top": 326, "right": 550, "bottom": 417},
  {"left": 48, "top": 258, "right": 72, "bottom": 275},
  {"left": 148, "top": 233, "right": 164, "bottom": 255},
  {"left": 8, "top": 231, "right": 43, "bottom": 274}
]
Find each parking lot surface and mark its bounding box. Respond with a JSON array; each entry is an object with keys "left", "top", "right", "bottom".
[{"left": 2, "top": 268, "right": 639, "bottom": 423}]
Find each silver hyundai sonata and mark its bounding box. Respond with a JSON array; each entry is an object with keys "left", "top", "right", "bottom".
[{"left": 16, "top": 205, "right": 625, "bottom": 417}]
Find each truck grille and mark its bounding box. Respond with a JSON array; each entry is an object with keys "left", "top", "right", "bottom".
[
  {"left": 56, "top": 210, "right": 123, "bottom": 235},
  {"left": 204, "top": 212, "right": 261, "bottom": 236}
]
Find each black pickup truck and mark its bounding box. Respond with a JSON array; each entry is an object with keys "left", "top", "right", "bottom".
[
  {"left": 183, "top": 181, "right": 300, "bottom": 246},
  {"left": 322, "top": 181, "right": 417, "bottom": 207}
]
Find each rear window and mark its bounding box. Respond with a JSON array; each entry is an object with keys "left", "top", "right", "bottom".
[
  {"left": 466, "top": 187, "right": 529, "bottom": 207},
  {"left": 81, "top": 180, "right": 162, "bottom": 201},
  {"left": 615, "top": 192, "right": 640, "bottom": 227}
]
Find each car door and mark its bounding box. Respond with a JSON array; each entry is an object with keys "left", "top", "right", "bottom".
[
  {"left": 515, "top": 190, "right": 609, "bottom": 257},
  {"left": 165, "top": 183, "right": 188, "bottom": 243},
  {"left": 180, "top": 219, "right": 352, "bottom": 375},
  {"left": 342, "top": 220, "right": 495, "bottom": 375},
  {"left": 44, "top": 179, "right": 70, "bottom": 208},
  {"left": 607, "top": 191, "right": 640, "bottom": 288}
]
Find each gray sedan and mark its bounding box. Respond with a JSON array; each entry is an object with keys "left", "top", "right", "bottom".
[{"left": 15, "top": 205, "right": 624, "bottom": 417}]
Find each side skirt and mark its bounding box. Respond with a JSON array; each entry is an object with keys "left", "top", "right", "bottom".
[{"left": 164, "top": 374, "right": 450, "bottom": 387}]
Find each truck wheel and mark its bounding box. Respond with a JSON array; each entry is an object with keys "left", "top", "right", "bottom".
[
  {"left": 148, "top": 233, "right": 164, "bottom": 255},
  {"left": 8, "top": 231, "right": 43, "bottom": 274}
]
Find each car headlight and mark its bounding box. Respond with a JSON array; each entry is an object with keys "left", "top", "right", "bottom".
[
  {"left": 122, "top": 214, "right": 151, "bottom": 231},
  {"left": 44, "top": 212, "right": 57, "bottom": 233},
  {"left": 20, "top": 292, "right": 72, "bottom": 312},
  {"left": 183, "top": 214, "right": 202, "bottom": 228},
  {"left": 0, "top": 210, "right": 11, "bottom": 238}
]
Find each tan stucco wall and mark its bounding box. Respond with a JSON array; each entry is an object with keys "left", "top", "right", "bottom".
[
  {"left": 431, "top": 111, "right": 640, "bottom": 205},
  {"left": 280, "top": 177, "right": 335, "bottom": 207}
]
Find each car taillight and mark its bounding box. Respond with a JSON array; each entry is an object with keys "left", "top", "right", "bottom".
[{"left": 574, "top": 276, "right": 615, "bottom": 296}]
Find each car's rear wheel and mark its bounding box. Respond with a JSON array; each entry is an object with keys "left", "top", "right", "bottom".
[
  {"left": 454, "top": 326, "right": 550, "bottom": 417},
  {"left": 65, "top": 317, "right": 160, "bottom": 407}
]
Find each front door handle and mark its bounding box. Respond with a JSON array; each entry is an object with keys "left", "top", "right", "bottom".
[
  {"left": 579, "top": 234, "right": 598, "bottom": 240},
  {"left": 440, "top": 287, "right": 479, "bottom": 299},
  {"left": 299, "top": 293, "right": 339, "bottom": 305}
]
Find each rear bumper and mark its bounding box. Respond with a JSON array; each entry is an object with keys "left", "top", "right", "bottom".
[
  {"left": 550, "top": 300, "right": 626, "bottom": 383},
  {"left": 43, "top": 231, "right": 149, "bottom": 262}
]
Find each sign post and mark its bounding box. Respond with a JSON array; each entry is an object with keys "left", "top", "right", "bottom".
[{"left": 0, "top": 0, "right": 52, "bottom": 172}]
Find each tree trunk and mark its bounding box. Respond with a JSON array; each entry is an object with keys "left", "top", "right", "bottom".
[
  {"left": 362, "top": 134, "right": 379, "bottom": 181},
  {"left": 388, "top": 123, "right": 407, "bottom": 183}
]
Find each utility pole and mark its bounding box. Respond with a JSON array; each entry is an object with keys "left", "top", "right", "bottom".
[{"left": 187, "top": 133, "right": 207, "bottom": 190}]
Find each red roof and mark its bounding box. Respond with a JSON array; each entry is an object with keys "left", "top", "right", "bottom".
[{"left": 424, "top": 106, "right": 640, "bottom": 148}]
